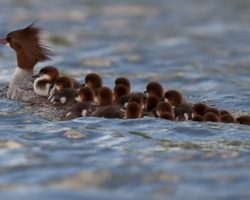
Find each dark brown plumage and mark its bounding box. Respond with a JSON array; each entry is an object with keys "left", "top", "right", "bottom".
[
  {"left": 115, "top": 77, "right": 131, "bottom": 93},
  {"left": 204, "top": 112, "right": 220, "bottom": 122},
  {"left": 97, "top": 86, "right": 113, "bottom": 107},
  {"left": 159, "top": 112, "right": 175, "bottom": 121},
  {"left": 78, "top": 86, "right": 95, "bottom": 102},
  {"left": 236, "top": 115, "right": 250, "bottom": 125},
  {"left": 84, "top": 73, "right": 103, "bottom": 91},
  {"left": 114, "top": 84, "right": 130, "bottom": 103},
  {"left": 125, "top": 102, "right": 141, "bottom": 119},
  {"left": 220, "top": 114, "right": 235, "bottom": 123},
  {"left": 156, "top": 101, "right": 173, "bottom": 117},
  {"left": 146, "top": 82, "right": 164, "bottom": 98},
  {"left": 4, "top": 23, "right": 52, "bottom": 70},
  {"left": 193, "top": 103, "right": 208, "bottom": 116}
]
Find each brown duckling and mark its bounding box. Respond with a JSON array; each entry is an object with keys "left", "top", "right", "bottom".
[
  {"left": 204, "top": 112, "right": 220, "bottom": 122},
  {"left": 50, "top": 88, "right": 77, "bottom": 106},
  {"left": 83, "top": 73, "right": 103, "bottom": 94},
  {"left": 156, "top": 101, "right": 174, "bottom": 117},
  {"left": 75, "top": 86, "right": 95, "bottom": 103},
  {"left": 124, "top": 102, "right": 142, "bottom": 119},
  {"left": 164, "top": 90, "right": 192, "bottom": 121},
  {"left": 92, "top": 86, "right": 124, "bottom": 118},
  {"left": 63, "top": 102, "right": 97, "bottom": 120},
  {"left": 115, "top": 77, "right": 131, "bottom": 93},
  {"left": 113, "top": 84, "right": 130, "bottom": 104},
  {"left": 145, "top": 82, "right": 164, "bottom": 98},
  {"left": 193, "top": 103, "right": 209, "bottom": 116},
  {"left": 236, "top": 115, "right": 250, "bottom": 125},
  {"left": 159, "top": 112, "right": 175, "bottom": 121}
]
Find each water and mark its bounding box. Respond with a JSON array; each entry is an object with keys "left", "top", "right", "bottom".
[{"left": 0, "top": 0, "right": 250, "bottom": 199}]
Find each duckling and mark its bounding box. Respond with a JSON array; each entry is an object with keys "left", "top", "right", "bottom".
[
  {"left": 63, "top": 102, "right": 97, "bottom": 120},
  {"left": 164, "top": 90, "right": 192, "bottom": 121},
  {"left": 33, "top": 66, "right": 59, "bottom": 97},
  {"left": 145, "top": 82, "right": 164, "bottom": 98},
  {"left": 204, "top": 112, "right": 220, "bottom": 122},
  {"left": 124, "top": 102, "right": 142, "bottom": 119},
  {"left": 159, "top": 112, "right": 175, "bottom": 121},
  {"left": 220, "top": 113, "right": 235, "bottom": 123},
  {"left": 192, "top": 103, "right": 209, "bottom": 116},
  {"left": 156, "top": 101, "right": 174, "bottom": 117},
  {"left": 191, "top": 114, "right": 204, "bottom": 122},
  {"left": 92, "top": 86, "right": 124, "bottom": 118},
  {"left": 115, "top": 77, "right": 131, "bottom": 93},
  {"left": 144, "top": 95, "right": 160, "bottom": 117},
  {"left": 236, "top": 115, "right": 250, "bottom": 125},
  {"left": 50, "top": 88, "right": 77, "bottom": 106},
  {"left": 113, "top": 84, "right": 130, "bottom": 104},
  {"left": 75, "top": 86, "right": 95, "bottom": 103},
  {"left": 83, "top": 73, "right": 103, "bottom": 94}
]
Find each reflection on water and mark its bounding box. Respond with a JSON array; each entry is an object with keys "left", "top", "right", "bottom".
[{"left": 0, "top": 0, "right": 250, "bottom": 199}]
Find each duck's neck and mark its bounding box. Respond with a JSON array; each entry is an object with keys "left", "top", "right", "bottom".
[
  {"left": 7, "top": 66, "right": 35, "bottom": 101},
  {"left": 10, "top": 67, "right": 34, "bottom": 87}
]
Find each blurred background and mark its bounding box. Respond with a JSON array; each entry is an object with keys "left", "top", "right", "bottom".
[{"left": 0, "top": 1, "right": 250, "bottom": 199}]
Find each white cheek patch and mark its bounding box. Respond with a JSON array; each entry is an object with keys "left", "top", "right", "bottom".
[
  {"left": 184, "top": 113, "right": 189, "bottom": 120},
  {"left": 94, "top": 97, "right": 98, "bottom": 103},
  {"left": 120, "top": 109, "right": 126, "bottom": 113},
  {"left": 81, "top": 109, "right": 87, "bottom": 117},
  {"left": 156, "top": 110, "right": 160, "bottom": 117},
  {"left": 41, "top": 74, "right": 51, "bottom": 80},
  {"left": 65, "top": 112, "right": 72, "bottom": 117},
  {"left": 60, "top": 97, "right": 67, "bottom": 104},
  {"left": 124, "top": 102, "right": 128, "bottom": 108},
  {"left": 191, "top": 113, "right": 195, "bottom": 118},
  {"left": 56, "top": 85, "right": 60, "bottom": 91},
  {"left": 75, "top": 95, "right": 81, "bottom": 102}
]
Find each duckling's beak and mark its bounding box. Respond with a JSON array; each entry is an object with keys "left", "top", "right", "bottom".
[
  {"left": 32, "top": 74, "right": 40, "bottom": 78},
  {"left": 0, "top": 38, "right": 7, "bottom": 45}
]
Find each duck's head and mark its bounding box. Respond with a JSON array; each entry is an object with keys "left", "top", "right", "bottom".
[
  {"left": 33, "top": 66, "right": 59, "bottom": 81},
  {"left": 0, "top": 23, "right": 52, "bottom": 70}
]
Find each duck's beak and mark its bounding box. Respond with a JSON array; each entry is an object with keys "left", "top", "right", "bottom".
[{"left": 0, "top": 38, "right": 7, "bottom": 45}]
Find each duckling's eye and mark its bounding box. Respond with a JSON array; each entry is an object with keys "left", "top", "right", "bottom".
[{"left": 6, "top": 36, "right": 11, "bottom": 43}]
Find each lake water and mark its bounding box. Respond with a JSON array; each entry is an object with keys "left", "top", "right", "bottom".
[{"left": 0, "top": 0, "right": 250, "bottom": 199}]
